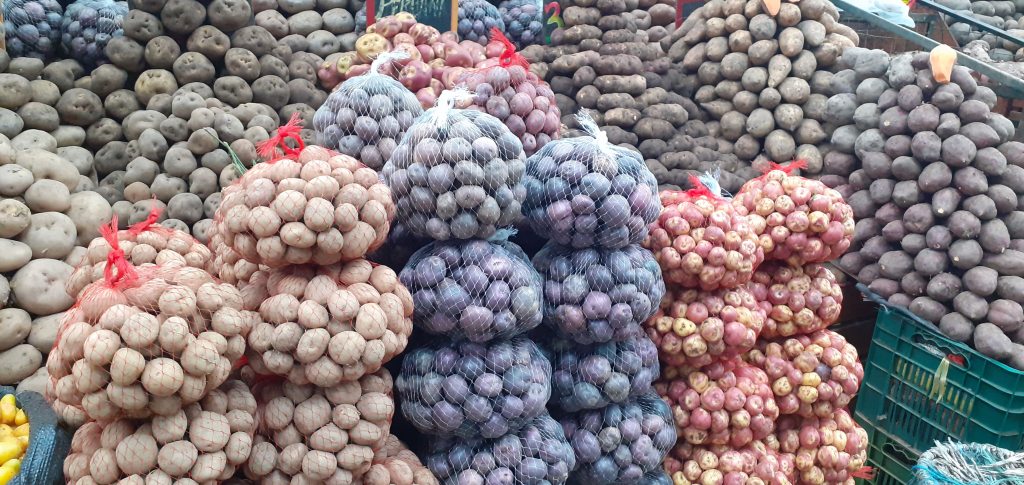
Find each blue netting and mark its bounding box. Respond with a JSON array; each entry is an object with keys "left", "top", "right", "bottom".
[{"left": 912, "top": 441, "right": 1024, "bottom": 485}]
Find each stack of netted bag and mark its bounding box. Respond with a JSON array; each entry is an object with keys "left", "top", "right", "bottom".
[
  {"left": 382, "top": 91, "right": 578, "bottom": 484},
  {"left": 518, "top": 111, "right": 676, "bottom": 485}
]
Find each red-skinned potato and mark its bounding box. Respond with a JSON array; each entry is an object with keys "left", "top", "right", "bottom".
[
  {"left": 394, "top": 12, "right": 417, "bottom": 31},
  {"left": 347, "top": 64, "right": 371, "bottom": 80},
  {"left": 774, "top": 409, "right": 869, "bottom": 484},
  {"left": 408, "top": 24, "right": 440, "bottom": 44},
  {"left": 747, "top": 262, "right": 843, "bottom": 338},
  {"left": 399, "top": 61, "right": 432, "bottom": 92}
]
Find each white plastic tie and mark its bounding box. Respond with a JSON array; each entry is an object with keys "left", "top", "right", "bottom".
[
  {"left": 699, "top": 168, "right": 731, "bottom": 198},
  {"left": 370, "top": 49, "right": 410, "bottom": 75},
  {"left": 430, "top": 87, "right": 472, "bottom": 124},
  {"left": 574, "top": 109, "right": 615, "bottom": 158}
]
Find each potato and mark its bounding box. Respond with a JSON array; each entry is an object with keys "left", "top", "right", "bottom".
[
  {"left": 0, "top": 344, "right": 43, "bottom": 385},
  {"left": 18, "top": 212, "right": 78, "bottom": 260}
]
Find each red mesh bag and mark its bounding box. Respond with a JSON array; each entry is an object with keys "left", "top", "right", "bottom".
[
  {"left": 644, "top": 285, "right": 766, "bottom": 370},
  {"left": 244, "top": 372, "right": 395, "bottom": 485},
  {"left": 246, "top": 259, "right": 413, "bottom": 386},
  {"left": 358, "top": 435, "right": 439, "bottom": 485},
  {"left": 663, "top": 440, "right": 795, "bottom": 485},
  {"left": 65, "top": 207, "right": 215, "bottom": 299},
  {"left": 656, "top": 360, "right": 779, "bottom": 449},
  {"left": 214, "top": 114, "right": 396, "bottom": 268},
  {"left": 744, "top": 330, "right": 864, "bottom": 419},
  {"left": 46, "top": 216, "right": 255, "bottom": 427},
  {"left": 643, "top": 172, "right": 764, "bottom": 291},
  {"left": 62, "top": 379, "right": 257, "bottom": 485},
  {"left": 747, "top": 262, "right": 843, "bottom": 339},
  {"left": 457, "top": 28, "right": 560, "bottom": 157},
  {"left": 773, "top": 409, "right": 871, "bottom": 485},
  {"left": 731, "top": 161, "right": 855, "bottom": 266}
]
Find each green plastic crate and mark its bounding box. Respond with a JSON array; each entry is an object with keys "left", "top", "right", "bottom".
[
  {"left": 855, "top": 414, "right": 918, "bottom": 485},
  {"left": 857, "top": 284, "right": 1024, "bottom": 453}
]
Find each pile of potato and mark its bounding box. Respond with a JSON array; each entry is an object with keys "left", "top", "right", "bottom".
[
  {"left": 64, "top": 379, "right": 257, "bottom": 485},
  {"left": 253, "top": 0, "right": 363, "bottom": 57},
  {"left": 359, "top": 435, "right": 438, "bottom": 485},
  {"left": 830, "top": 48, "right": 1024, "bottom": 366},
  {"left": 0, "top": 132, "right": 113, "bottom": 389},
  {"left": 520, "top": 0, "right": 758, "bottom": 192},
  {"left": 318, "top": 14, "right": 507, "bottom": 107},
  {"left": 942, "top": 0, "right": 1024, "bottom": 61},
  {"left": 664, "top": 0, "right": 858, "bottom": 171}
]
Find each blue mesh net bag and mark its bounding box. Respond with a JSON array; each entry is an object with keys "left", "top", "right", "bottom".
[
  {"left": 912, "top": 441, "right": 1024, "bottom": 485},
  {"left": 498, "top": 0, "right": 542, "bottom": 49},
  {"left": 3, "top": 0, "right": 63, "bottom": 59},
  {"left": 459, "top": 0, "right": 504, "bottom": 44},
  {"left": 60, "top": 0, "right": 127, "bottom": 68}
]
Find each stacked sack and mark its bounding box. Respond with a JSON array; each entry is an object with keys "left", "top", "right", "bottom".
[
  {"left": 385, "top": 90, "right": 576, "bottom": 485},
  {"left": 202, "top": 114, "right": 426, "bottom": 484},
  {"left": 46, "top": 214, "right": 262, "bottom": 484},
  {"left": 525, "top": 111, "right": 677, "bottom": 484},
  {"left": 646, "top": 163, "right": 870, "bottom": 484}
]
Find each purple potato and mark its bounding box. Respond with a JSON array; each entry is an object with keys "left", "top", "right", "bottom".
[
  {"left": 550, "top": 337, "right": 660, "bottom": 412},
  {"left": 426, "top": 415, "right": 575, "bottom": 485},
  {"left": 523, "top": 141, "right": 660, "bottom": 249},
  {"left": 533, "top": 243, "right": 665, "bottom": 344},
  {"left": 382, "top": 107, "right": 526, "bottom": 241},
  {"left": 558, "top": 393, "right": 676, "bottom": 485},
  {"left": 397, "top": 337, "right": 552, "bottom": 439},
  {"left": 313, "top": 69, "right": 423, "bottom": 170},
  {"left": 401, "top": 240, "right": 542, "bottom": 342}
]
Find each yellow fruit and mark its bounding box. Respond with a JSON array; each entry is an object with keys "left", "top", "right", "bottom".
[
  {"left": 0, "top": 458, "right": 20, "bottom": 485},
  {"left": 12, "top": 411, "right": 25, "bottom": 427},
  {"left": 11, "top": 425, "right": 26, "bottom": 439},
  {"left": 0, "top": 397, "right": 14, "bottom": 425},
  {"left": 15, "top": 437, "right": 26, "bottom": 452},
  {"left": 0, "top": 442, "right": 18, "bottom": 465}
]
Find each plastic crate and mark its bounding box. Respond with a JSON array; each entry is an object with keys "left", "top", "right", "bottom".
[
  {"left": 856, "top": 284, "right": 1024, "bottom": 453},
  {"left": 855, "top": 413, "right": 918, "bottom": 485}
]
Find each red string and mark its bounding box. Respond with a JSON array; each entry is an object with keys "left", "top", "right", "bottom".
[
  {"left": 492, "top": 27, "right": 528, "bottom": 69},
  {"left": 256, "top": 113, "right": 306, "bottom": 162},
  {"left": 683, "top": 174, "right": 718, "bottom": 200},
  {"left": 544, "top": 2, "right": 560, "bottom": 15},
  {"left": 99, "top": 215, "right": 136, "bottom": 287},
  {"left": 126, "top": 202, "right": 162, "bottom": 237},
  {"left": 765, "top": 159, "right": 808, "bottom": 174},
  {"left": 851, "top": 466, "right": 875, "bottom": 479}
]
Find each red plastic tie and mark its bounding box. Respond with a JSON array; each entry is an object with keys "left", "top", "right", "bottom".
[
  {"left": 851, "top": 466, "right": 876, "bottom": 480},
  {"left": 126, "top": 202, "right": 162, "bottom": 237},
  {"left": 544, "top": 2, "right": 560, "bottom": 16},
  {"left": 99, "top": 215, "right": 137, "bottom": 287},
  {"left": 946, "top": 354, "right": 966, "bottom": 366},
  {"left": 684, "top": 174, "right": 718, "bottom": 200},
  {"left": 765, "top": 159, "right": 808, "bottom": 174},
  {"left": 257, "top": 113, "right": 306, "bottom": 162},
  {"left": 493, "top": 27, "right": 528, "bottom": 69}
]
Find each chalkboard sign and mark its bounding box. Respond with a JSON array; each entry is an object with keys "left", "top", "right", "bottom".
[{"left": 366, "top": 0, "right": 458, "bottom": 33}]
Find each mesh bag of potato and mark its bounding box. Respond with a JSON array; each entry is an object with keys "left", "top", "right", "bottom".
[
  {"left": 396, "top": 337, "right": 552, "bottom": 440},
  {"left": 424, "top": 414, "right": 576, "bottom": 485},
  {"left": 244, "top": 372, "right": 395, "bottom": 485},
  {"left": 63, "top": 379, "right": 257, "bottom": 485},
  {"left": 214, "top": 114, "right": 396, "bottom": 268},
  {"left": 246, "top": 259, "right": 413, "bottom": 386},
  {"left": 359, "top": 435, "right": 439, "bottom": 485},
  {"left": 747, "top": 261, "right": 843, "bottom": 339},
  {"left": 313, "top": 51, "right": 425, "bottom": 171},
  {"left": 655, "top": 360, "right": 779, "bottom": 450},
  {"left": 2, "top": 0, "right": 63, "bottom": 59},
  {"left": 400, "top": 239, "right": 542, "bottom": 342},
  {"left": 773, "top": 409, "right": 870, "bottom": 484},
  {"left": 663, "top": 440, "right": 795, "bottom": 485},
  {"left": 644, "top": 284, "right": 766, "bottom": 371},
  {"left": 731, "top": 161, "right": 855, "bottom": 266},
  {"left": 59, "top": 0, "right": 127, "bottom": 68},
  {"left": 46, "top": 217, "right": 253, "bottom": 427},
  {"left": 66, "top": 208, "right": 214, "bottom": 299},
  {"left": 497, "top": 0, "right": 543, "bottom": 49},
  {"left": 457, "top": 28, "right": 559, "bottom": 157},
  {"left": 548, "top": 336, "right": 660, "bottom": 413},
  {"left": 643, "top": 172, "right": 765, "bottom": 291},
  {"left": 556, "top": 392, "right": 677, "bottom": 485},
  {"left": 743, "top": 329, "right": 863, "bottom": 418},
  {"left": 521, "top": 111, "right": 661, "bottom": 250},
  {"left": 532, "top": 242, "right": 665, "bottom": 344},
  {"left": 381, "top": 89, "right": 528, "bottom": 241},
  {"left": 457, "top": 0, "right": 505, "bottom": 44}
]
